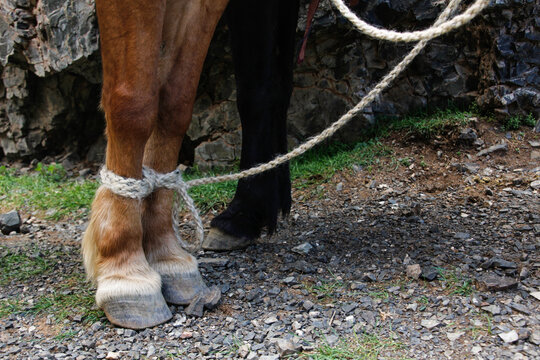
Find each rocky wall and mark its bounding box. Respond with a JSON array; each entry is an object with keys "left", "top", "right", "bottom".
[{"left": 0, "top": 0, "right": 538, "bottom": 168}]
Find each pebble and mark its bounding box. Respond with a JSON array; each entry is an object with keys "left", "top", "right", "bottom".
[
  {"left": 406, "top": 264, "right": 422, "bottom": 279},
  {"left": 421, "top": 319, "right": 440, "bottom": 329},
  {"left": 446, "top": 331, "right": 464, "bottom": 342},
  {"left": 482, "top": 305, "right": 501, "bottom": 315},
  {"left": 481, "top": 257, "right": 517, "bottom": 269},
  {"left": 499, "top": 330, "right": 519, "bottom": 343},
  {"left": 476, "top": 142, "right": 508, "bottom": 156},
  {"left": 0, "top": 210, "right": 21, "bottom": 235},
  {"left": 291, "top": 242, "right": 313, "bottom": 255},
  {"left": 275, "top": 339, "right": 301, "bottom": 356},
  {"left": 476, "top": 273, "right": 518, "bottom": 291},
  {"left": 529, "top": 330, "right": 540, "bottom": 345}
]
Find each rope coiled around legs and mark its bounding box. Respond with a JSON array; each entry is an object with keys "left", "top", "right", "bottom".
[{"left": 100, "top": 167, "right": 204, "bottom": 250}]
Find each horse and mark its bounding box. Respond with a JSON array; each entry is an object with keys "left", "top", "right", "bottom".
[{"left": 83, "top": 0, "right": 300, "bottom": 329}]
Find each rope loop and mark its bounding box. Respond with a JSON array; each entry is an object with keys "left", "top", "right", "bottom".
[{"left": 100, "top": 166, "right": 204, "bottom": 251}]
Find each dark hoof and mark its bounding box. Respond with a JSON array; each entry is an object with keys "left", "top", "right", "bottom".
[
  {"left": 161, "top": 271, "right": 211, "bottom": 305},
  {"left": 101, "top": 293, "right": 172, "bottom": 329},
  {"left": 202, "top": 228, "right": 254, "bottom": 251},
  {"left": 185, "top": 286, "right": 221, "bottom": 317}
]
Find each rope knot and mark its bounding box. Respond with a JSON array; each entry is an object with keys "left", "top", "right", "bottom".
[{"left": 100, "top": 166, "right": 204, "bottom": 251}]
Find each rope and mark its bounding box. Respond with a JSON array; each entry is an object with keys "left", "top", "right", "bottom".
[
  {"left": 99, "top": 0, "right": 489, "bottom": 250},
  {"left": 330, "top": 0, "right": 489, "bottom": 42},
  {"left": 100, "top": 166, "right": 204, "bottom": 250}
]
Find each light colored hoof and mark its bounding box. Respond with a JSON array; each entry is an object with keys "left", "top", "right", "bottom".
[
  {"left": 161, "top": 271, "right": 209, "bottom": 306},
  {"left": 202, "top": 228, "right": 253, "bottom": 251},
  {"left": 101, "top": 293, "right": 172, "bottom": 329}
]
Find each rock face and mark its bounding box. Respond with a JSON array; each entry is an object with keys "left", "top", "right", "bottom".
[{"left": 1, "top": 0, "right": 538, "bottom": 168}]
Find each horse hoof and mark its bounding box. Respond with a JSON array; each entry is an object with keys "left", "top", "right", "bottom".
[
  {"left": 161, "top": 271, "right": 212, "bottom": 305},
  {"left": 185, "top": 286, "right": 221, "bottom": 317},
  {"left": 101, "top": 293, "right": 172, "bottom": 329},
  {"left": 202, "top": 228, "right": 253, "bottom": 251}
]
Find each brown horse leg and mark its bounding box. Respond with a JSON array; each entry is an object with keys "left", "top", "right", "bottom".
[
  {"left": 82, "top": 0, "right": 172, "bottom": 329},
  {"left": 142, "top": 0, "right": 228, "bottom": 312}
]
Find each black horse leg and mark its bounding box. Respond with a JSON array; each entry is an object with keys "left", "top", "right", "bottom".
[{"left": 203, "top": 0, "right": 300, "bottom": 250}]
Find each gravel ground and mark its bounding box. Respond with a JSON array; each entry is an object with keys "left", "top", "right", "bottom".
[{"left": 1, "top": 122, "right": 539, "bottom": 359}]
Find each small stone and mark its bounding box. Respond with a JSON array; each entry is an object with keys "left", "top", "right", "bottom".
[
  {"left": 342, "top": 303, "right": 357, "bottom": 313},
  {"left": 106, "top": 352, "right": 121, "bottom": 360},
  {"left": 325, "top": 334, "right": 339, "bottom": 346},
  {"left": 476, "top": 273, "right": 518, "bottom": 292},
  {"left": 336, "top": 182, "right": 343, "bottom": 191},
  {"left": 480, "top": 257, "right": 517, "bottom": 270},
  {"left": 265, "top": 315, "right": 278, "bottom": 324},
  {"left": 482, "top": 305, "right": 501, "bottom": 315},
  {"left": 303, "top": 300, "right": 314, "bottom": 311},
  {"left": 529, "top": 330, "right": 540, "bottom": 345},
  {"left": 275, "top": 339, "right": 301, "bottom": 356},
  {"left": 458, "top": 128, "right": 478, "bottom": 144},
  {"left": 90, "top": 322, "right": 102, "bottom": 332},
  {"left": 517, "top": 328, "right": 531, "bottom": 341},
  {"left": 420, "top": 268, "right": 439, "bottom": 281},
  {"left": 531, "top": 150, "right": 540, "bottom": 161},
  {"left": 291, "top": 242, "right": 313, "bottom": 255},
  {"left": 509, "top": 303, "right": 531, "bottom": 315},
  {"left": 180, "top": 331, "right": 192, "bottom": 339},
  {"left": 361, "top": 272, "right": 376, "bottom": 282},
  {"left": 350, "top": 282, "right": 366, "bottom": 291},
  {"left": 530, "top": 180, "right": 540, "bottom": 190},
  {"left": 446, "top": 331, "right": 464, "bottom": 342},
  {"left": 499, "top": 330, "right": 519, "bottom": 343},
  {"left": 259, "top": 355, "right": 279, "bottom": 360},
  {"left": 454, "top": 232, "right": 471, "bottom": 240},
  {"left": 519, "top": 267, "right": 529, "bottom": 280},
  {"left": 471, "top": 346, "right": 482, "bottom": 354},
  {"left": 406, "top": 264, "right": 422, "bottom": 279},
  {"left": 530, "top": 292, "right": 540, "bottom": 301},
  {"left": 198, "top": 257, "right": 229, "bottom": 267},
  {"left": 476, "top": 142, "right": 508, "bottom": 156},
  {"left": 0, "top": 210, "right": 21, "bottom": 235},
  {"left": 238, "top": 344, "right": 250, "bottom": 358},
  {"left": 529, "top": 140, "right": 540, "bottom": 148},
  {"left": 421, "top": 319, "right": 440, "bottom": 329}
]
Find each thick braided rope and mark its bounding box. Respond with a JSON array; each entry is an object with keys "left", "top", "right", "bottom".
[
  {"left": 330, "top": 0, "right": 489, "bottom": 42},
  {"left": 187, "top": 0, "right": 476, "bottom": 188},
  {"left": 100, "top": 166, "right": 204, "bottom": 249}
]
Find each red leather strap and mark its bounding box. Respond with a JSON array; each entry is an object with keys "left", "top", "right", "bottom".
[{"left": 297, "top": 0, "right": 320, "bottom": 64}]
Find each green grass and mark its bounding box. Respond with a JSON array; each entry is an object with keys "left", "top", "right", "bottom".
[
  {"left": 0, "top": 107, "right": 477, "bottom": 218},
  {"left": 0, "top": 245, "right": 104, "bottom": 323},
  {"left": 437, "top": 267, "right": 474, "bottom": 296},
  {"left": 304, "top": 277, "right": 346, "bottom": 300},
  {"left": 0, "top": 164, "right": 99, "bottom": 220},
  {"left": 385, "top": 107, "right": 474, "bottom": 139},
  {"left": 0, "top": 275, "right": 104, "bottom": 323},
  {"left": 0, "top": 246, "right": 57, "bottom": 286},
  {"left": 502, "top": 113, "right": 536, "bottom": 131},
  {"left": 299, "top": 332, "right": 407, "bottom": 360}
]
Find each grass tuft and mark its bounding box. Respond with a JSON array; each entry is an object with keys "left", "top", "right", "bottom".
[
  {"left": 300, "top": 332, "right": 407, "bottom": 359},
  {"left": 437, "top": 267, "right": 474, "bottom": 296}
]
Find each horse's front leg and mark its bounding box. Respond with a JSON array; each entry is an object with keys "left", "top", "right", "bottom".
[
  {"left": 142, "top": 0, "right": 228, "bottom": 315},
  {"left": 82, "top": 0, "right": 172, "bottom": 329}
]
